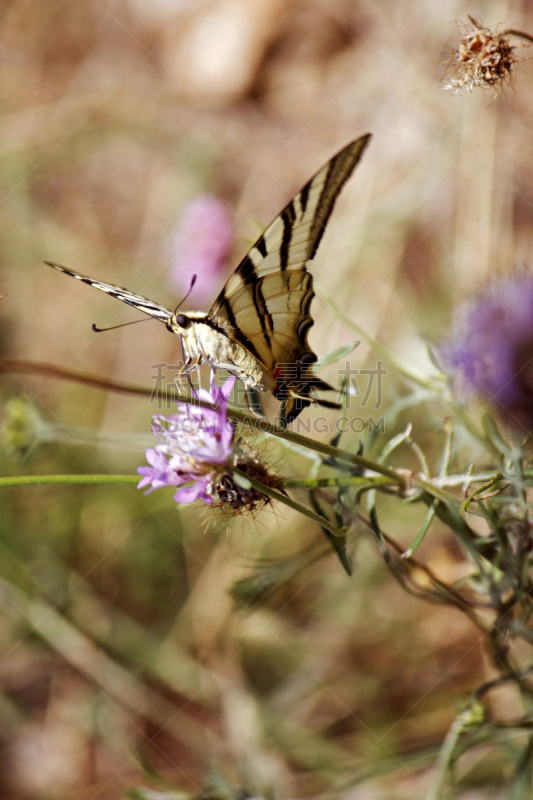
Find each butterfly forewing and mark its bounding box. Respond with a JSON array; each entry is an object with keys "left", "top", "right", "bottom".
[{"left": 209, "top": 134, "right": 371, "bottom": 377}]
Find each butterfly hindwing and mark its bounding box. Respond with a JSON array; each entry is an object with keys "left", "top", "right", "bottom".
[{"left": 45, "top": 262, "right": 173, "bottom": 324}]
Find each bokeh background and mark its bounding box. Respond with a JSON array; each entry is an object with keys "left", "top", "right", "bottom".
[{"left": 0, "top": 0, "right": 532, "bottom": 797}]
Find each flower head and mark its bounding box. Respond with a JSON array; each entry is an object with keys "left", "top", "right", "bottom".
[
  {"left": 167, "top": 195, "right": 234, "bottom": 305},
  {"left": 443, "top": 16, "right": 516, "bottom": 95},
  {"left": 138, "top": 374, "right": 278, "bottom": 512},
  {"left": 442, "top": 274, "right": 533, "bottom": 431}
]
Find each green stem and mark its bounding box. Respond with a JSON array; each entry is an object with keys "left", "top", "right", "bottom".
[
  {"left": 258, "top": 427, "right": 405, "bottom": 482},
  {"left": 0, "top": 472, "right": 347, "bottom": 538},
  {"left": 425, "top": 700, "right": 487, "bottom": 800},
  {"left": 401, "top": 502, "right": 436, "bottom": 559},
  {"left": 413, "top": 475, "right": 466, "bottom": 505},
  {"left": 431, "top": 470, "right": 492, "bottom": 487},
  {"left": 235, "top": 469, "right": 346, "bottom": 538},
  {"left": 0, "top": 474, "right": 140, "bottom": 487},
  {"left": 41, "top": 424, "right": 154, "bottom": 449},
  {"left": 281, "top": 475, "right": 393, "bottom": 489},
  {"left": 0, "top": 358, "right": 405, "bottom": 483},
  {"left": 0, "top": 358, "right": 157, "bottom": 396},
  {"left": 460, "top": 475, "right": 503, "bottom": 512},
  {"left": 3, "top": 467, "right": 532, "bottom": 495}
]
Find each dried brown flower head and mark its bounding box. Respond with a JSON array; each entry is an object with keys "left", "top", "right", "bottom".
[
  {"left": 214, "top": 456, "right": 284, "bottom": 516},
  {"left": 443, "top": 16, "right": 517, "bottom": 95}
]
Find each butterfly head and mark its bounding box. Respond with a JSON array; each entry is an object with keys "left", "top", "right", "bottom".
[
  {"left": 168, "top": 309, "right": 206, "bottom": 334},
  {"left": 174, "top": 313, "right": 191, "bottom": 329}
]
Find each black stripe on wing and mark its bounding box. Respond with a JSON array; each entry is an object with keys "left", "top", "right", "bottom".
[
  {"left": 45, "top": 262, "right": 173, "bottom": 323},
  {"left": 280, "top": 203, "right": 296, "bottom": 270},
  {"left": 213, "top": 295, "right": 266, "bottom": 366},
  {"left": 305, "top": 135, "right": 371, "bottom": 262}
]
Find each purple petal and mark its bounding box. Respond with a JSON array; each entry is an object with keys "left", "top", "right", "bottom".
[
  {"left": 174, "top": 477, "right": 211, "bottom": 505},
  {"left": 221, "top": 375, "right": 236, "bottom": 401}
]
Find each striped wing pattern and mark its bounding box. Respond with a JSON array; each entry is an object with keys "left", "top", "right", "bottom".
[
  {"left": 209, "top": 134, "right": 371, "bottom": 419},
  {"left": 45, "top": 262, "right": 173, "bottom": 324},
  {"left": 210, "top": 134, "right": 371, "bottom": 368}
]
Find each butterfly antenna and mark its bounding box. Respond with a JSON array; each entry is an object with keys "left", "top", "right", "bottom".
[
  {"left": 174, "top": 274, "right": 197, "bottom": 314},
  {"left": 91, "top": 317, "right": 156, "bottom": 333}
]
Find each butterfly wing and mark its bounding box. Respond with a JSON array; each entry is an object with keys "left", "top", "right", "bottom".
[
  {"left": 45, "top": 262, "right": 173, "bottom": 324},
  {"left": 209, "top": 134, "right": 371, "bottom": 420}
]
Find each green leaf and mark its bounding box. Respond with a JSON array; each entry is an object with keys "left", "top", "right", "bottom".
[
  {"left": 310, "top": 492, "right": 352, "bottom": 575},
  {"left": 314, "top": 341, "right": 359, "bottom": 371},
  {"left": 401, "top": 501, "right": 436, "bottom": 559},
  {"left": 232, "top": 471, "right": 251, "bottom": 490},
  {"left": 368, "top": 504, "right": 390, "bottom": 563},
  {"left": 482, "top": 413, "right": 511, "bottom": 456}
]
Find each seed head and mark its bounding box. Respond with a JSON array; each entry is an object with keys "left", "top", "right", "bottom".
[{"left": 443, "top": 16, "right": 517, "bottom": 95}]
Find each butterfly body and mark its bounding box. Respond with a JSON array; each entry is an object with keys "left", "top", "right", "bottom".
[
  {"left": 168, "top": 310, "right": 272, "bottom": 390},
  {"left": 46, "top": 133, "right": 371, "bottom": 422}
]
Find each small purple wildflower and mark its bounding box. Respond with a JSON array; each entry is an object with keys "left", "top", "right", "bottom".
[
  {"left": 167, "top": 195, "right": 234, "bottom": 305},
  {"left": 138, "top": 374, "right": 280, "bottom": 512},
  {"left": 442, "top": 275, "right": 533, "bottom": 431},
  {"left": 138, "top": 373, "right": 236, "bottom": 505}
]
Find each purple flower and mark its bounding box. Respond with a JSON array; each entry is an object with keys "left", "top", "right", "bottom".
[
  {"left": 442, "top": 275, "right": 533, "bottom": 431},
  {"left": 137, "top": 374, "right": 236, "bottom": 505},
  {"left": 167, "top": 195, "right": 234, "bottom": 305},
  {"left": 138, "top": 373, "right": 282, "bottom": 512}
]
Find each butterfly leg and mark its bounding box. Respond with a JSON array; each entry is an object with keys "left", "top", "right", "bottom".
[
  {"left": 177, "top": 339, "right": 200, "bottom": 397},
  {"left": 244, "top": 386, "right": 265, "bottom": 419}
]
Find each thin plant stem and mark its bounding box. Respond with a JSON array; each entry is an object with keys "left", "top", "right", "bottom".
[
  {"left": 3, "top": 468, "right": 531, "bottom": 494},
  {"left": 0, "top": 358, "right": 406, "bottom": 483},
  {"left": 41, "top": 425, "right": 155, "bottom": 449},
  {"left": 281, "top": 475, "right": 392, "bottom": 489},
  {"left": 503, "top": 29, "right": 533, "bottom": 45},
  {"left": 425, "top": 703, "right": 485, "bottom": 800},
  {"left": 234, "top": 468, "right": 346, "bottom": 538},
  {"left": 0, "top": 475, "right": 140, "bottom": 487},
  {"left": 0, "top": 472, "right": 346, "bottom": 538},
  {"left": 0, "top": 358, "right": 154, "bottom": 396},
  {"left": 401, "top": 503, "right": 437, "bottom": 560}
]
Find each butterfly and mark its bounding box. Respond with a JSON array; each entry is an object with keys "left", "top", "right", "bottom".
[{"left": 46, "top": 133, "right": 371, "bottom": 422}]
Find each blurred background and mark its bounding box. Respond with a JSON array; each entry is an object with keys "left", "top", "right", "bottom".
[{"left": 0, "top": 0, "right": 532, "bottom": 797}]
